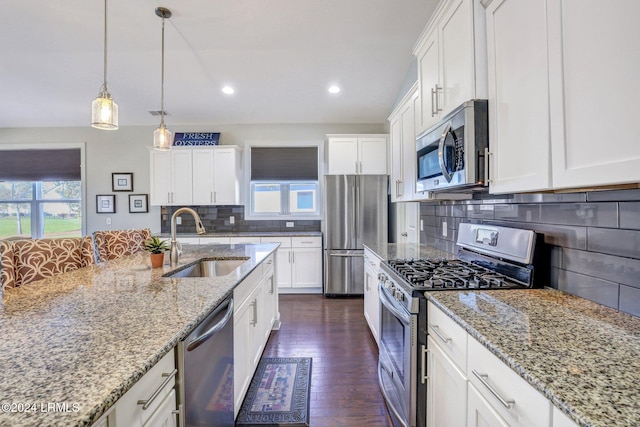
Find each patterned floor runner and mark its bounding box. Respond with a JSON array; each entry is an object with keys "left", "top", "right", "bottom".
[{"left": 236, "top": 357, "right": 312, "bottom": 426}]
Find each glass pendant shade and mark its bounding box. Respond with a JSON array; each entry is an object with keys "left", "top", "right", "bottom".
[
  {"left": 153, "top": 123, "right": 172, "bottom": 151},
  {"left": 91, "top": 89, "right": 118, "bottom": 130}
]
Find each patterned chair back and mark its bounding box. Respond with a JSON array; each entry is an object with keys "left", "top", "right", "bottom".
[
  {"left": 0, "top": 237, "right": 95, "bottom": 290},
  {"left": 92, "top": 228, "right": 152, "bottom": 262}
]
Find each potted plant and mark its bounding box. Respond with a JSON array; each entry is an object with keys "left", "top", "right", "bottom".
[{"left": 144, "top": 236, "right": 170, "bottom": 268}]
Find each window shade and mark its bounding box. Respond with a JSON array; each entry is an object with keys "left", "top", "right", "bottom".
[
  {"left": 251, "top": 147, "right": 318, "bottom": 180},
  {"left": 0, "top": 149, "right": 81, "bottom": 181}
]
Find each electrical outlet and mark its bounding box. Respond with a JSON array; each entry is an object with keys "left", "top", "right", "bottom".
[
  {"left": 286, "top": 222, "right": 294, "bottom": 228},
  {"left": 420, "top": 219, "right": 424, "bottom": 231},
  {"left": 176, "top": 216, "right": 182, "bottom": 225},
  {"left": 106, "top": 217, "right": 111, "bottom": 225},
  {"left": 229, "top": 216, "right": 235, "bottom": 225},
  {"left": 442, "top": 221, "right": 447, "bottom": 237}
]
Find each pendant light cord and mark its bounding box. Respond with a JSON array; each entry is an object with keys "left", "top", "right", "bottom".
[
  {"left": 102, "top": 0, "right": 108, "bottom": 92},
  {"left": 160, "top": 14, "right": 166, "bottom": 126}
]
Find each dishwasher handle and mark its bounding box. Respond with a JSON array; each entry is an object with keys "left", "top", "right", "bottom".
[{"left": 186, "top": 298, "right": 234, "bottom": 352}]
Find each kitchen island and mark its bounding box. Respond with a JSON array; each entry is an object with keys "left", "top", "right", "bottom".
[{"left": 0, "top": 243, "right": 278, "bottom": 427}]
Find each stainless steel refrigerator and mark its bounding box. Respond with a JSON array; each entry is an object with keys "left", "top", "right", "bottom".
[{"left": 323, "top": 175, "right": 388, "bottom": 295}]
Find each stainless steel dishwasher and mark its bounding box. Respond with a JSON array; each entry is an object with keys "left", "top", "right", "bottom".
[{"left": 178, "top": 296, "right": 234, "bottom": 427}]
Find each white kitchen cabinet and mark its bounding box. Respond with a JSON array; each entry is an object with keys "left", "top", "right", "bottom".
[
  {"left": 388, "top": 84, "right": 419, "bottom": 202},
  {"left": 363, "top": 248, "right": 380, "bottom": 345},
  {"left": 414, "top": 0, "right": 487, "bottom": 135},
  {"left": 150, "top": 146, "right": 242, "bottom": 206},
  {"left": 142, "top": 389, "right": 177, "bottom": 427},
  {"left": 233, "top": 257, "right": 278, "bottom": 417},
  {"left": 548, "top": 0, "right": 640, "bottom": 190},
  {"left": 552, "top": 406, "right": 579, "bottom": 427},
  {"left": 486, "top": 0, "right": 640, "bottom": 193},
  {"left": 199, "top": 236, "right": 231, "bottom": 244},
  {"left": 260, "top": 236, "right": 322, "bottom": 293},
  {"left": 427, "top": 335, "right": 467, "bottom": 427},
  {"left": 150, "top": 149, "right": 192, "bottom": 206},
  {"left": 485, "top": 0, "right": 552, "bottom": 194},
  {"left": 114, "top": 349, "right": 177, "bottom": 427},
  {"left": 326, "top": 135, "right": 388, "bottom": 175},
  {"left": 468, "top": 336, "right": 551, "bottom": 427},
  {"left": 467, "top": 383, "right": 510, "bottom": 427}
]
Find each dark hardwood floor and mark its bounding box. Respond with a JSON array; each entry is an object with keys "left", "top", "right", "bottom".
[{"left": 262, "top": 294, "right": 393, "bottom": 427}]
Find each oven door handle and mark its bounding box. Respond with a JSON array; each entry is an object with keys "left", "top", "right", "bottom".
[{"left": 378, "top": 283, "right": 411, "bottom": 325}]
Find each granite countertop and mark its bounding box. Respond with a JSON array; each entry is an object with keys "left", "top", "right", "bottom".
[
  {"left": 161, "top": 231, "right": 322, "bottom": 238},
  {"left": 363, "top": 243, "right": 454, "bottom": 261},
  {"left": 427, "top": 289, "right": 640, "bottom": 427},
  {"left": 0, "top": 243, "right": 278, "bottom": 427}
]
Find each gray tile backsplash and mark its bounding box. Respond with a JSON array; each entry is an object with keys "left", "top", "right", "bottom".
[
  {"left": 419, "top": 187, "right": 640, "bottom": 317},
  {"left": 160, "top": 205, "right": 321, "bottom": 234}
]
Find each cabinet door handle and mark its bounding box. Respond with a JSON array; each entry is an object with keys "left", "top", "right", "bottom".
[
  {"left": 210, "top": 192, "right": 213, "bottom": 203},
  {"left": 288, "top": 252, "right": 291, "bottom": 263},
  {"left": 214, "top": 191, "right": 217, "bottom": 203},
  {"left": 485, "top": 148, "right": 492, "bottom": 184},
  {"left": 269, "top": 276, "right": 274, "bottom": 294},
  {"left": 428, "top": 324, "right": 451, "bottom": 343},
  {"left": 472, "top": 370, "right": 515, "bottom": 409},
  {"left": 431, "top": 86, "right": 438, "bottom": 117},
  {"left": 250, "top": 300, "right": 258, "bottom": 326},
  {"left": 355, "top": 161, "right": 359, "bottom": 174},
  {"left": 421, "top": 345, "right": 429, "bottom": 384},
  {"left": 291, "top": 251, "right": 295, "bottom": 263},
  {"left": 434, "top": 84, "right": 443, "bottom": 115},
  {"left": 137, "top": 369, "right": 178, "bottom": 410}
]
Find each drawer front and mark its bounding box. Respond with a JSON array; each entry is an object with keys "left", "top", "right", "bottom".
[
  {"left": 234, "top": 266, "right": 263, "bottom": 309},
  {"left": 427, "top": 302, "right": 468, "bottom": 372},
  {"left": 260, "top": 236, "right": 292, "bottom": 248},
  {"left": 262, "top": 254, "right": 274, "bottom": 275},
  {"left": 363, "top": 248, "right": 380, "bottom": 270},
  {"left": 468, "top": 337, "right": 551, "bottom": 427},
  {"left": 229, "top": 237, "right": 262, "bottom": 244},
  {"left": 291, "top": 236, "right": 322, "bottom": 248},
  {"left": 199, "top": 237, "right": 230, "bottom": 244},
  {"left": 115, "top": 349, "right": 176, "bottom": 426},
  {"left": 176, "top": 237, "right": 200, "bottom": 245}
]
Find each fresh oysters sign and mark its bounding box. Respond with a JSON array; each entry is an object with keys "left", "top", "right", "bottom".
[{"left": 173, "top": 132, "right": 220, "bottom": 146}]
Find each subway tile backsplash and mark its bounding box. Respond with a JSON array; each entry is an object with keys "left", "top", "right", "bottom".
[
  {"left": 160, "top": 206, "right": 321, "bottom": 234},
  {"left": 419, "top": 187, "right": 640, "bottom": 318}
]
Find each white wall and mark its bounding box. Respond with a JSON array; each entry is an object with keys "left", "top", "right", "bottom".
[{"left": 0, "top": 123, "right": 384, "bottom": 234}]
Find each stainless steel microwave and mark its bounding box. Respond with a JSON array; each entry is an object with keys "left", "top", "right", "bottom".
[{"left": 416, "top": 99, "right": 489, "bottom": 193}]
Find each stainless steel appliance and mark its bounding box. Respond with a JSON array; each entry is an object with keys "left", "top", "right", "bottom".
[
  {"left": 323, "top": 175, "right": 388, "bottom": 296},
  {"left": 416, "top": 99, "right": 489, "bottom": 193},
  {"left": 377, "top": 223, "right": 540, "bottom": 427},
  {"left": 179, "top": 296, "right": 234, "bottom": 427}
]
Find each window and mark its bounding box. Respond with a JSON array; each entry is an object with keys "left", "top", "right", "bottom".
[
  {"left": 248, "top": 146, "right": 321, "bottom": 219},
  {"left": 0, "top": 181, "right": 82, "bottom": 239},
  {"left": 0, "top": 146, "right": 84, "bottom": 239}
]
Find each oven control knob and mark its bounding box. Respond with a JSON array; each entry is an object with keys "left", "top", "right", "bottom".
[
  {"left": 394, "top": 289, "right": 404, "bottom": 302},
  {"left": 385, "top": 280, "right": 393, "bottom": 290}
]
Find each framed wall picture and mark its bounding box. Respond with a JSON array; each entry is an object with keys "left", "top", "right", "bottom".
[
  {"left": 112, "top": 172, "right": 133, "bottom": 192},
  {"left": 129, "top": 194, "right": 149, "bottom": 213},
  {"left": 96, "top": 195, "right": 116, "bottom": 213}
]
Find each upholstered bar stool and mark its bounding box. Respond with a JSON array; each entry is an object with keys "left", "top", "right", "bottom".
[
  {"left": 92, "top": 228, "right": 152, "bottom": 262},
  {"left": 0, "top": 237, "right": 95, "bottom": 290}
]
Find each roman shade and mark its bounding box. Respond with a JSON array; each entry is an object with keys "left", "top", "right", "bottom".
[
  {"left": 0, "top": 149, "right": 81, "bottom": 181},
  {"left": 250, "top": 147, "right": 318, "bottom": 181}
]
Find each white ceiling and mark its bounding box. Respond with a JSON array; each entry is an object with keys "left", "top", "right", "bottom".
[{"left": 0, "top": 0, "right": 438, "bottom": 128}]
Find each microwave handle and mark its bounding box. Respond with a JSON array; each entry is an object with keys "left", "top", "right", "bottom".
[{"left": 438, "top": 122, "right": 453, "bottom": 183}]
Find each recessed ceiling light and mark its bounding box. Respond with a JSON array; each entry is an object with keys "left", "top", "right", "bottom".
[
  {"left": 222, "top": 86, "right": 235, "bottom": 95},
  {"left": 328, "top": 85, "right": 341, "bottom": 94}
]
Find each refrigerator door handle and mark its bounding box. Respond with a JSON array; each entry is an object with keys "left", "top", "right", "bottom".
[{"left": 329, "top": 253, "right": 364, "bottom": 257}]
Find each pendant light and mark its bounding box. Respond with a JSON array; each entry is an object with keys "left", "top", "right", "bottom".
[
  {"left": 153, "top": 7, "right": 172, "bottom": 151},
  {"left": 91, "top": 0, "right": 118, "bottom": 130}
]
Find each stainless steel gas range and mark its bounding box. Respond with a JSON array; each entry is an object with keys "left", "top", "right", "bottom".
[{"left": 377, "top": 223, "right": 541, "bottom": 427}]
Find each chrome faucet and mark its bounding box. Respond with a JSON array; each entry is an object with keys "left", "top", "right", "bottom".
[{"left": 170, "top": 207, "right": 206, "bottom": 267}]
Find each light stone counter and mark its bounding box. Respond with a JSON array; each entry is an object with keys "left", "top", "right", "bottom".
[
  {"left": 0, "top": 243, "right": 278, "bottom": 427},
  {"left": 363, "top": 243, "right": 454, "bottom": 262},
  {"left": 428, "top": 289, "right": 640, "bottom": 427}
]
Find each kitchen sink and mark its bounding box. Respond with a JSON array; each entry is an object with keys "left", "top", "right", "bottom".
[{"left": 164, "top": 258, "right": 249, "bottom": 278}]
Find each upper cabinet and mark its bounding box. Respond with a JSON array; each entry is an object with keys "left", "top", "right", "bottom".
[
  {"left": 326, "top": 135, "right": 388, "bottom": 175},
  {"left": 486, "top": 0, "right": 640, "bottom": 193},
  {"left": 388, "top": 84, "right": 419, "bottom": 202},
  {"left": 150, "top": 146, "right": 242, "bottom": 206},
  {"left": 414, "top": 0, "right": 488, "bottom": 134}
]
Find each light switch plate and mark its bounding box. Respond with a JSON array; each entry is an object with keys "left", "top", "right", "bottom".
[
  {"left": 176, "top": 216, "right": 182, "bottom": 225},
  {"left": 286, "top": 222, "right": 294, "bottom": 228},
  {"left": 106, "top": 217, "right": 111, "bottom": 225},
  {"left": 229, "top": 216, "right": 235, "bottom": 224},
  {"left": 420, "top": 219, "right": 424, "bottom": 231},
  {"left": 442, "top": 221, "right": 447, "bottom": 237}
]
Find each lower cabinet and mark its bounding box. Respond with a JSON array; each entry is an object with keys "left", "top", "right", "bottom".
[
  {"left": 260, "top": 236, "right": 322, "bottom": 293},
  {"left": 552, "top": 406, "right": 579, "bottom": 427},
  {"left": 233, "top": 254, "right": 278, "bottom": 418},
  {"left": 428, "top": 301, "right": 555, "bottom": 427},
  {"left": 113, "top": 350, "right": 178, "bottom": 427},
  {"left": 363, "top": 248, "right": 380, "bottom": 344}
]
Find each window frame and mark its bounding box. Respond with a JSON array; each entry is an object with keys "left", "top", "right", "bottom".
[
  {"left": 0, "top": 142, "right": 86, "bottom": 238},
  {"left": 245, "top": 141, "right": 323, "bottom": 221}
]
